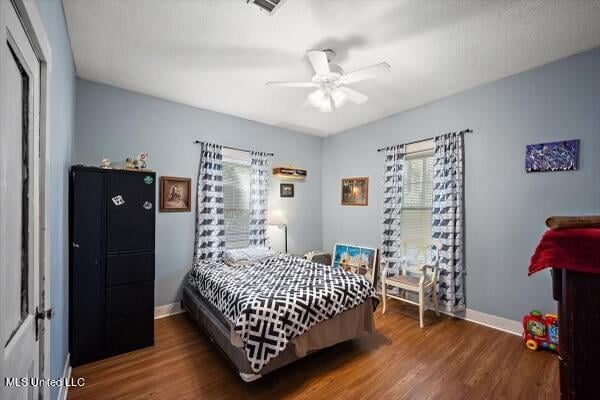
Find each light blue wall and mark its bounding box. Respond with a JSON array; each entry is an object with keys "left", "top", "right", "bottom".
[
  {"left": 322, "top": 48, "right": 600, "bottom": 321},
  {"left": 35, "top": 0, "right": 76, "bottom": 397},
  {"left": 73, "top": 45, "right": 599, "bottom": 323},
  {"left": 74, "top": 79, "right": 323, "bottom": 307},
  {"left": 30, "top": 2, "right": 600, "bottom": 394}
]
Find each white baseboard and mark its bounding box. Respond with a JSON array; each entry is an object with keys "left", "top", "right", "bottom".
[
  {"left": 378, "top": 289, "right": 522, "bottom": 336},
  {"left": 153, "top": 301, "right": 519, "bottom": 335},
  {"left": 58, "top": 353, "right": 72, "bottom": 400},
  {"left": 441, "top": 308, "right": 522, "bottom": 336},
  {"left": 154, "top": 302, "right": 186, "bottom": 319}
]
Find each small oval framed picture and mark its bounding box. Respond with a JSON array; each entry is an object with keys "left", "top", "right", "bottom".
[
  {"left": 280, "top": 183, "right": 294, "bottom": 198},
  {"left": 160, "top": 176, "right": 191, "bottom": 212}
]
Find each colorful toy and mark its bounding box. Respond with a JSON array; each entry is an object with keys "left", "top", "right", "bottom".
[{"left": 522, "top": 310, "right": 559, "bottom": 353}]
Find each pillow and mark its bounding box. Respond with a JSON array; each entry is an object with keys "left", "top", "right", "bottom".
[
  {"left": 222, "top": 248, "right": 249, "bottom": 263},
  {"left": 244, "top": 246, "right": 276, "bottom": 260},
  {"left": 224, "top": 259, "right": 251, "bottom": 268},
  {"left": 223, "top": 246, "right": 276, "bottom": 263}
]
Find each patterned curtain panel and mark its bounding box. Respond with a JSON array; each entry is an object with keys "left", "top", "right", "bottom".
[
  {"left": 432, "top": 132, "right": 465, "bottom": 312},
  {"left": 249, "top": 151, "right": 270, "bottom": 247},
  {"left": 194, "top": 143, "right": 225, "bottom": 262},
  {"left": 381, "top": 144, "right": 405, "bottom": 278}
]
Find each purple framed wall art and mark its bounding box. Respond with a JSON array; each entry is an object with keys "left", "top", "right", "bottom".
[{"left": 525, "top": 139, "right": 579, "bottom": 172}]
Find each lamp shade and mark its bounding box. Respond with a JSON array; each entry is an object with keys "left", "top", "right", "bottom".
[
  {"left": 308, "top": 89, "right": 325, "bottom": 108},
  {"left": 318, "top": 96, "right": 333, "bottom": 112},
  {"left": 268, "top": 209, "right": 286, "bottom": 226},
  {"left": 331, "top": 89, "right": 347, "bottom": 108}
]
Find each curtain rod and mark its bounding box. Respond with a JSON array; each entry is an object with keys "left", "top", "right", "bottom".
[
  {"left": 193, "top": 140, "right": 274, "bottom": 156},
  {"left": 376, "top": 129, "right": 473, "bottom": 152}
]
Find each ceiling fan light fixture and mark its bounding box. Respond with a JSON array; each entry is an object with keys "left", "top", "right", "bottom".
[
  {"left": 308, "top": 89, "right": 325, "bottom": 108},
  {"left": 266, "top": 49, "right": 387, "bottom": 112},
  {"left": 331, "top": 89, "right": 347, "bottom": 108},
  {"left": 318, "top": 96, "right": 333, "bottom": 112}
]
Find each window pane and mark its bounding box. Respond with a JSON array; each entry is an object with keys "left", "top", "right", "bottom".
[
  {"left": 3, "top": 44, "right": 31, "bottom": 346},
  {"left": 223, "top": 161, "right": 250, "bottom": 249},
  {"left": 403, "top": 154, "right": 433, "bottom": 208},
  {"left": 401, "top": 152, "right": 434, "bottom": 267},
  {"left": 400, "top": 208, "right": 434, "bottom": 267}
]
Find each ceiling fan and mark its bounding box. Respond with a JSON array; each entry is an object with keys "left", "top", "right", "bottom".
[{"left": 266, "top": 49, "right": 390, "bottom": 112}]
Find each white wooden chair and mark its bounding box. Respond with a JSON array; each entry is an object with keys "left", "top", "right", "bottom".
[{"left": 381, "top": 239, "right": 442, "bottom": 328}]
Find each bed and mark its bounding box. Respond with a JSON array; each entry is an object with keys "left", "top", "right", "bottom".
[{"left": 183, "top": 254, "right": 379, "bottom": 381}]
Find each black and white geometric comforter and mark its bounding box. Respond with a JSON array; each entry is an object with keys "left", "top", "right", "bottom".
[{"left": 188, "top": 254, "right": 378, "bottom": 372}]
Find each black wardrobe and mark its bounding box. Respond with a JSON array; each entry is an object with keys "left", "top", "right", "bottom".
[{"left": 69, "top": 166, "right": 156, "bottom": 366}]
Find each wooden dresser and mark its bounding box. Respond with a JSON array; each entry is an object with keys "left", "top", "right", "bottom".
[
  {"left": 553, "top": 268, "right": 600, "bottom": 399},
  {"left": 69, "top": 166, "right": 156, "bottom": 366}
]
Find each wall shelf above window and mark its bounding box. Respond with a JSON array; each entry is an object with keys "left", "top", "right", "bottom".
[{"left": 273, "top": 166, "right": 307, "bottom": 181}]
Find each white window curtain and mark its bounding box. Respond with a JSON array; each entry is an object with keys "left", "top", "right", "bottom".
[
  {"left": 193, "top": 143, "right": 224, "bottom": 263},
  {"left": 381, "top": 144, "right": 405, "bottom": 277},
  {"left": 249, "top": 152, "right": 270, "bottom": 247},
  {"left": 432, "top": 131, "right": 465, "bottom": 312}
]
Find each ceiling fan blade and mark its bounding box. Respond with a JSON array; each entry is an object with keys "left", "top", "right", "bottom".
[
  {"left": 340, "top": 62, "right": 390, "bottom": 85},
  {"left": 266, "top": 82, "right": 319, "bottom": 88},
  {"left": 337, "top": 87, "right": 369, "bottom": 104},
  {"left": 307, "top": 50, "right": 330, "bottom": 76}
]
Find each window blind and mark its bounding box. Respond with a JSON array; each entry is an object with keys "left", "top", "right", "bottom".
[
  {"left": 223, "top": 160, "right": 251, "bottom": 249},
  {"left": 401, "top": 151, "right": 434, "bottom": 265}
]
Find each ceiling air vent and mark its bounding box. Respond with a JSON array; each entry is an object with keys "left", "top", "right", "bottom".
[{"left": 247, "top": 0, "right": 285, "bottom": 15}]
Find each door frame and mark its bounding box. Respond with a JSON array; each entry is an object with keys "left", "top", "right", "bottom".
[{"left": 6, "top": 0, "right": 52, "bottom": 397}]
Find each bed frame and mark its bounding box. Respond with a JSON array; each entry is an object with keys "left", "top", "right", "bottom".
[{"left": 181, "top": 281, "right": 376, "bottom": 381}]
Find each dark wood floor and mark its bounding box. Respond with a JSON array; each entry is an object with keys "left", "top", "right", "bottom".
[{"left": 69, "top": 302, "right": 559, "bottom": 400}]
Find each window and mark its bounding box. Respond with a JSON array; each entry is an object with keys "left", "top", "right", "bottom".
[
  {"left": 401, "top": 143, "right": 434, "bottom": 265},
  {"left": 222, "top": 150, "right": 251, "bottom": 249}
]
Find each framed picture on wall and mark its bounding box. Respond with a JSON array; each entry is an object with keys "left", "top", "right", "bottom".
[
  {"left": 525, "top": 139, "right": 579, "bottom": 172},
  {"left": 160, "top": 176, "right": 191, "bottom": 212},
  {"left": 341, "top": 177, "right": 369, "bottom": 206},
  {"left": 280, "top": 183, "right": 294, "bottom": 198}
]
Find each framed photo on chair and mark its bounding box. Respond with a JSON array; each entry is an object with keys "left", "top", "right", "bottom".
[{"left": 332, "top": 243, "right": 377, "bottom": 283}]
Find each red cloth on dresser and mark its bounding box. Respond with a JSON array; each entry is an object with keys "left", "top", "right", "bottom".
[{"left": 529, "top": 228, "right": 600, "bottom": 275}]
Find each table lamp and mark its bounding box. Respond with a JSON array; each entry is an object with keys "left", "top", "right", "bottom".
[{"left": 268, "top": 209, "right": 287, "bottom": 253}]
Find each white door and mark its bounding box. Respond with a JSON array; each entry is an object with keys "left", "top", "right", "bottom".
[{"left": 0, "top": 0, "right": 43, "bottom": 399}]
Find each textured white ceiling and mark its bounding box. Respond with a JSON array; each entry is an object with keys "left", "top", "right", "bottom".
[{"left": 63, "top": 0, "right": 600, "bottom": 136}]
